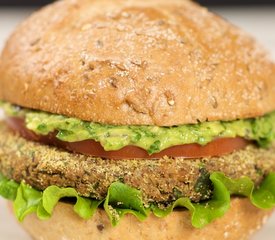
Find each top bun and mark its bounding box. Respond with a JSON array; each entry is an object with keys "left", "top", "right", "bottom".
[{"left": 0, "top": 0, "right": 274, "bottom": 126}]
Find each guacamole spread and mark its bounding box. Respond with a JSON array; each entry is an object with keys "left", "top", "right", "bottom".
[{"left": 1, "top": 102, "right": 275, "bottom": 154}]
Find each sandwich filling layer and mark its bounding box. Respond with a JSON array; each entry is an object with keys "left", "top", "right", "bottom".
[
  {"left": 1, "top": 103, "right": 275, "bottom": 228},
  {"left": 0, "top": 122, "right": 275, "bottom": 228},
  {"left": 1, "top": 102, "right": 275, "bottom": 158},
  {"left": 7, "top": 117, "right": 250, "bottom": 159},
  {"left": 0, "top": 121, "right": 275, "bottom": 203}
]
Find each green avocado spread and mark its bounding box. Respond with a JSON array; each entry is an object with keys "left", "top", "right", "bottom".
[{"left": 1, "top": 102, "right": 275, "bottom": 154}]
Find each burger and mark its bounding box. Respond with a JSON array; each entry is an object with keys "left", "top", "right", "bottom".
[{"left": 0, "top": 0, "right": 275, "bottom": 239}]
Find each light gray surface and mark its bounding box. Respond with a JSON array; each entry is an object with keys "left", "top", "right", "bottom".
[
  {"left": 0, "top": 6, "right": 275, "bottom": 240},
  {"left": 211, "top": 6, "right": 275, "bottom": 59}
]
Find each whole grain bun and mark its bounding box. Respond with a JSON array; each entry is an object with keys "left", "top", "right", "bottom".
[
  {"left": 11, "top": 198, "right": 271, "bottom": 240},
  {"left": 1, "top": 0, "right": 275, "bottom": 125}
]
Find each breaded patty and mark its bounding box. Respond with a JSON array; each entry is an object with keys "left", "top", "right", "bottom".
[{"left": 0, "top": 122, "right": 275, "bottom": 204}]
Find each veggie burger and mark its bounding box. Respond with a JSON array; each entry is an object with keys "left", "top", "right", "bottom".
[{"left": 0, "top": 0, "right": 275, "bottom": 239}]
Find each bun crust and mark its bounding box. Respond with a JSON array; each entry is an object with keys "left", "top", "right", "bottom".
[
  {"left": 13, "top": 198, "right": 271, "bottom": 240},
  {"left": 1, "top": 0, "right": 275, "bottom": 125}
]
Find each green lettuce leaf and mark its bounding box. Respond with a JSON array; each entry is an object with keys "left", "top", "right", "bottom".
[
  {"left": 42, "top": 186, "right": 102, "bottom": 220},
  {"left": 151, "top": 173, "right": 230, "bottom": 228},
  {"left": 1, "top": 172, "right": 275, "bottom": 228},
  {"left": 252, "top": 174, "right": 275, "bottom": 209},
  {"left": 7, "top": 180, "right": 102, "bottom": 222},
  {"left": 0, "top": 175, "right": 19, "bottom": 201},
  {"left": 104, "top": 182, "right": 150, "bottom": 226},
  {"left": 14, "top": 182, "right": 43, "bottom": 221}
]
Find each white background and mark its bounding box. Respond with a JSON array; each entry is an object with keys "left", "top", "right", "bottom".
[{"left": 0, "top": 5, "right": 275, "bottom": 240}]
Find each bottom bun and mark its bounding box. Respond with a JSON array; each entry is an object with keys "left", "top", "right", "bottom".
[{"left": 10, "top": 198, "right": 272, "bottom": 240}]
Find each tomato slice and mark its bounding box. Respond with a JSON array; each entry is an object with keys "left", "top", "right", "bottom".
[{"left": 6, "top": 117, "right": 250, "bottom": 159}]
